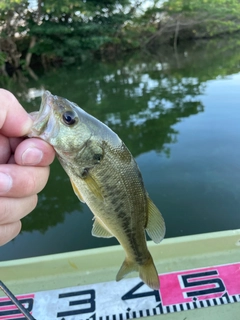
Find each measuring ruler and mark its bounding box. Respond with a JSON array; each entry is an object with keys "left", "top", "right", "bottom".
[{"left": 1, "top": 262, "right": 240, "bottom": 319}]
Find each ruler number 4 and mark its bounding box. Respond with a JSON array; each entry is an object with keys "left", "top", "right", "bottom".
[{"left": 122, "top": 282, "right": 160, "bottom": 302}]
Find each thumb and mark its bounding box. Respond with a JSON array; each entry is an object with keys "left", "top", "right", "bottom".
[{"left": 0, "top": 89, "right": 32, "bottom": 137}]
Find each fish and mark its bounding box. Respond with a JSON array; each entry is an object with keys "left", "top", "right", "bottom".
[{"left": 28, "top": 90, "right": 166, "bottom": 290}]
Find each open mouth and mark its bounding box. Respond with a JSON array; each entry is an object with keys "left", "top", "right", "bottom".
[{"left": 28, "top": 91, "right": 53, "bottom": 138}]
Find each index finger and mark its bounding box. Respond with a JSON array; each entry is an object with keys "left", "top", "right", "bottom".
[{"left": 0, "top": 89, "right": 32, "bottom": 137}]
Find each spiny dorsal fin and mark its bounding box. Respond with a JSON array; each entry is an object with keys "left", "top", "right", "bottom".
[
  {"left": 145, "top": 196, "right": 166, "bottom": 244},
  {"left": 92, "top": 218, "right": 113, "bottom": 238},
  {"left": 70, "top": 178, "right": 85, "bottom": 203}
]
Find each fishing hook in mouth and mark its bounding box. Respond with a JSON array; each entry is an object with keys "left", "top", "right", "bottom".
[{"left": 0, "top": 280, "right": 36, "bottom": 320}]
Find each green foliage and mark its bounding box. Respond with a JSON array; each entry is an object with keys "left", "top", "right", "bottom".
[
  {"left": 160, "top": 0, "right": 240, "bottom": 36},
  {"left": 1, "top": 0, "right": 240, "bottom": 73},
  {"left": 0, "top": 52, "right": 6, "bottom": 66},
  {"left": 0, "top": 0, "right": 25, "bottom": 11},
  {"left": 24, "top": 0, "right": 133, "bottom": 64}
]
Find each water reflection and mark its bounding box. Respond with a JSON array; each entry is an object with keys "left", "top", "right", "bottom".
[
  {"left": 22, "top": 160, "right": 85, "bottom": 233},
  {"left": 0, "top": 38, "right": 240, "bottom": 260}
]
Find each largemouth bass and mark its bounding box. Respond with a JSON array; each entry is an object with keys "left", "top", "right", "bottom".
[{"left": 29, "top": 91, "right": 166, "bottom": 290}]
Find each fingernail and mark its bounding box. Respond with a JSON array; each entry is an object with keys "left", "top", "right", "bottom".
[
  {"left": 22, "top": 147, "right": 43, "bottom": 165},
  {"left": 0, "top": 173, "right": 12, "bottom": 194}
]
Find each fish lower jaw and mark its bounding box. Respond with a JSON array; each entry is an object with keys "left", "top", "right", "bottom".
[{"left": 28, "top": 128, "right": 49, "bottom": 141}]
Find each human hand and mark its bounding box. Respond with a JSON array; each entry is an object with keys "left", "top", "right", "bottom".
[{"left": 0, "top": 89, "right": 55, "bottom": 246}]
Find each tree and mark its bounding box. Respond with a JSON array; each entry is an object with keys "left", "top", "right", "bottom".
[
  {"left": 1, "top": 0, "right": 240, "bottom": 77},
  {"left": 139, "top": 0, "right": 240, "bottom": 48},
  {"left": 0, "top": 0, "right": 29, "bottom": 77}
]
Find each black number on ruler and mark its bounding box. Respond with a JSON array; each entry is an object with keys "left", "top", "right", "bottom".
[
  {"left": 57, "top": 289, "right": 96, "bottom": 317},
  {"left": 122, "top": 282, "right": 160, "bottom": 302},
  {"left": 180, "top": 271, "right": 226, "bottom": 298},
  {"left": 0, "top": 298, "right": 34, "bottom": 319}
]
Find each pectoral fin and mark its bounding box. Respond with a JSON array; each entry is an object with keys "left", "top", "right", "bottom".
[
  {"left": 85, "top": 174, "right": 104, "bottom": 201},
  {"left": 92, "top": 218, "right": 113, "bottom": 238},
  {"left": 70, "top": 178, "right": 85, "bottom": 203},
  {"left": 145, "top": 196, "right": 166, "bottom": 244}
]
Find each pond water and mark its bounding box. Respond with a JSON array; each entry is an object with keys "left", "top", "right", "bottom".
[{"left": 0, "top": 38, "right": 240, "bottom": 261}]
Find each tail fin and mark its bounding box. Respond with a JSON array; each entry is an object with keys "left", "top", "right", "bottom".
[
  {"left": 116, "top": 258, "right": 138, "bottom": 282},
  {"left": 139, "top": 257, "right": 160, "bottom": 290},
  {"left": 116, "top": 257, "right": 160, "bottom": 291}
]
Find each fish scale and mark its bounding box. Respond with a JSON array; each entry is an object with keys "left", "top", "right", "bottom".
[
  {"left": 28, "top": 90, "right": 166, "bottom": 290},
  {"left": 91, "top": 143, "right": 148, "bottom": 263}
]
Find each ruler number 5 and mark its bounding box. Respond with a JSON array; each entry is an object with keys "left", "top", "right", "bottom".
[{"left": 179, "top": 271, "right": 226, "bottom": 298}]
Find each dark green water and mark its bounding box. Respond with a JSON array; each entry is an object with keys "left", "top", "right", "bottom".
[{"left": 1, "top": 38, "right": 240, "bottom": 261}]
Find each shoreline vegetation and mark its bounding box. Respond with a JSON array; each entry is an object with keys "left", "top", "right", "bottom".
[{"left": 1, "top": 0, "right": 240, "bottom": 80}]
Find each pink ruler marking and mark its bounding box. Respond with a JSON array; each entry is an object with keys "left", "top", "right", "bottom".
[
  {"left": 159, "top": 262, "right": 240, "bottom": 306},
  {"left": 0, "top": 293, "right": 34, "bottom": 319}
]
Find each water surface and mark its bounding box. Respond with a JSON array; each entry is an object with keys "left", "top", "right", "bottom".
[{"left": 1, "top": 39, "right": 240, "bottom": 261}]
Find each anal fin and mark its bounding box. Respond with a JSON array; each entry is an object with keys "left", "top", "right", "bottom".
[
  {"left": 145, "top": 196, "right": 166, "bottom": 244},
  {"left": 92, "top": 218, "right": 113, "bottom": 238}
]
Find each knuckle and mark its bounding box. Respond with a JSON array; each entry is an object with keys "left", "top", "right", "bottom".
[
  {"left": 23, "top": 171, "right": 38, "bottom": 195},
  {"left": 30, "top": 194, "right": 38, "bottom": 211},
  {"left": 0, "top": 195, "right": 38, "bottom": 225},
  {"left": 0, "top": 201, "right": 9, "bottom": 224},
  {"left": 23, "top": 167, "right": 49, "bottom": 195},
  {"left": 0, "top": 221, "right": 21, "bottom": 246}
]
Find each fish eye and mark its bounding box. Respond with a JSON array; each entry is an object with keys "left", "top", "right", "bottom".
[{"left": 62, "top": 111, "right": 77, "bottom": 126}]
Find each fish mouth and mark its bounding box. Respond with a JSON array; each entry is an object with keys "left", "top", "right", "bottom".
[{"left": 28, "top": 90, "right": 57, "bottom": 140}]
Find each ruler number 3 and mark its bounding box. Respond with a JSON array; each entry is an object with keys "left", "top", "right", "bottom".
[{"left": 57, "top": 289, "right": 96, "bottom": 317}]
